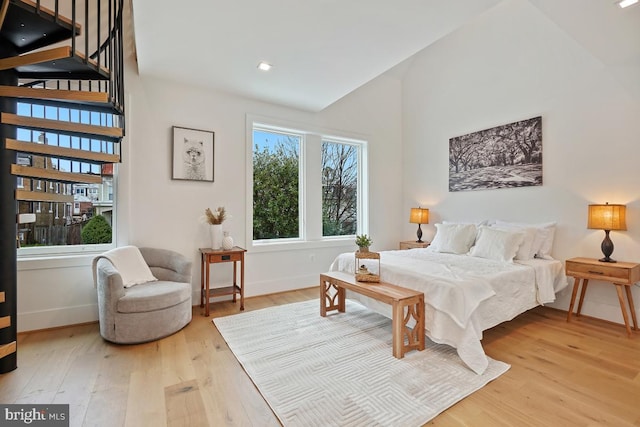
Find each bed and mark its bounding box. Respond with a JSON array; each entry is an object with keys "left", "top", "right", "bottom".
[{"left": 329, "top": 222, "right": 568, "bottom": 374}]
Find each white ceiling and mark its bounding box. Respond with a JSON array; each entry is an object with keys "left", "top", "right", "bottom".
[{"left": 131, "top": 0, "right": 640, "bottom": 112}]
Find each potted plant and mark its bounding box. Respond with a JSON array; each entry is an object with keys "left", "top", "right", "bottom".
[{"left": 355, "top": 234, "right": 373, "bottom": 252}]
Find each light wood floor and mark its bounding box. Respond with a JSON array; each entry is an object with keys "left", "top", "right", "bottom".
[{"left": 2, "top": 288, "right": 640, "bottom": 426}]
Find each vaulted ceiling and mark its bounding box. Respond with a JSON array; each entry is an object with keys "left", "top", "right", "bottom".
[{"left": 131, "top": 0, "right": 640, "bottom": 112}]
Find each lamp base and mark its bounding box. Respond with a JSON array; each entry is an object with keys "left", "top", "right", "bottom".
[
  {"left": 600, "top": 230, "right": 616, "bottom": 263},
  {"left": 416, "top": 224, "right": 423, "bottom": 243}
]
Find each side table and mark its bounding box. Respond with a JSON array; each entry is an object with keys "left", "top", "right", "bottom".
[
  {"left": 199, "top": 246, "right": 247, "bottom": 316},
  {"left": 399, "top": 241, "right": 429, "bottom": 250},
  {"left": 566, "top": 257, "right": 640, "bottom": 337}
]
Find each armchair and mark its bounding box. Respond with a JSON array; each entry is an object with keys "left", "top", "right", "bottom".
[{"left": 93, "top": 247, "right": 192, "bottom": 344}]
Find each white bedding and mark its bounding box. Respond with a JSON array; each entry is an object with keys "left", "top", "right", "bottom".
[{"left": 329, "top": 248, "right": 567, "bottom": 374}]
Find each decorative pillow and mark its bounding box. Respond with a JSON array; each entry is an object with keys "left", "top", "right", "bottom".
[
  {"left": 429, "top": 223, "right": 477, "bottom": 254},
  {"left": 469, "top": 226, "right": 525, "bottom": 263},
  {"left": 443, "top": 219, "right": 489, "bottom": 226},
  {"left": 491, "top": 224, "right": 537, "bottom": 260},
  {"left": 536, "top": 223, "right": 556, "bottom": 260},
  {"left": 101, "top": 246, "right": 158, "bottom": 288},
  {"left": 494, "top": 220, "right": 557, "bottom": 260}
]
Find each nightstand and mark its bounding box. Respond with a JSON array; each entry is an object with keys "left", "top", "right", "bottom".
[
  {"left": 399, "top": 241, "right": 429, "bottom": 250},
  {"left": 566, "top": 257, "right": 640, "bottom": 337}
]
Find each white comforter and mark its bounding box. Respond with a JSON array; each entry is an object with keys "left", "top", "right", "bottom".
[{"left": 329, "top": 248, "right": 567, "bottom": 374}]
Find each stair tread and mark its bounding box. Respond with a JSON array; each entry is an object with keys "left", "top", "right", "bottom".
[
  {"left": 0, "top": 85, "right": 122, "bottom": 114},
  {"left": 0, "top": 315, "right": 10, "bottom": 329},
  {"left": 2, "top": 112, "right": 123, "bottom": 141},
  {"left": 16, "top": 189, "right": 75, "bottom": 203},
  {"left": 2, "top": 0, "right": 81, "bottom": 54},
  {"left": 11, "top": 164, "right": 103, "bottom": 184},
  {"left": 0, "top": 46, "right": 110, "bottom": 80},
  {"left": 0, "top": 342, "right": 17, "bottom": 360},
  {"left": 6, "top": 138, "right": 120, "bottom": 164},
  {"left": 0, "top": 84, "right": 109, "bottom": 103}
]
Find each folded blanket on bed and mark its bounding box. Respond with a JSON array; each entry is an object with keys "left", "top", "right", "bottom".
[
  {"left": 516, "top": 258, "right": 568, "bottom": 304},
  {"left": 330, "top": 250, "right": 497, "bottom": 328},
  {"left": 92, "top": 246, "right": 157, "bottom": 288}
]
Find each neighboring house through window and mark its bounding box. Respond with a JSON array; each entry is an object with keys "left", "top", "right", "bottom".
[{"left": 15, "top": 102, "right": 118, "bottom": 255}]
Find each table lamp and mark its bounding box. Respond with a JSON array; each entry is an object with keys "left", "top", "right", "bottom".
[
  {"left": 409, "top": 208, "right": 429, "bottom": 243},
  {"left": 587, "top": 203, "right": 626, "bottom": 263}
]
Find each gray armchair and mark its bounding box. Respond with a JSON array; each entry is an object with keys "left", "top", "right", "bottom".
[{"left": 93, "top": 247, "right": 192, "bottom": 344}]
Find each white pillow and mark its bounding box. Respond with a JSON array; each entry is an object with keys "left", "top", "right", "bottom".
[
  {"left": 536, "top": 224, "right": 556, "bottom": 260},
  {"left": 494, "top": 220, "right": 556, "bottom": 260},
  {"left": 429, "top": 223, "right": 477, "bottom": 254},
  {"left": 443, "top": 219, "right": 489, "bottom": 226},
  {"left": 469, "top": 226, "right": 524, "bottom": 263},
  {"left": 491, "top": 224, "right": 537, "bottom": 260}
]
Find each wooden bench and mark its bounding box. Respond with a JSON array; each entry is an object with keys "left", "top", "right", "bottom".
[{"left": 320, "top": 271, "right": 425, "bottom": 358}]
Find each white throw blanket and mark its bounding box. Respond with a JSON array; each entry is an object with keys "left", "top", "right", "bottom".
[
  {"left": 92, "top": 246, "right": 157, "bottom": 288},
  {"left": 329, "top": 249, "right": 566, "bottom": 374}
]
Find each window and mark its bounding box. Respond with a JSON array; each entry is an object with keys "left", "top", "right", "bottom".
[
  {"left": 252, "top": 128, "right": 302, "bottom": 241},
  {"left": 322, "top": 140, "right": 359, "bottom": 237},
  {"left": 15, "top": 101, "right": 119, "bottom": 255},
  {"left": 248, "top": 117, "right": 368, "bottom": 249}
]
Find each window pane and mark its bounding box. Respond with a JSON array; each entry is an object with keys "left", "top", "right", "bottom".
[
  {"left": 322, "top": 141, "right": 358, "bottom": 236},
  {"left": 15, "top": 102, "right": 117, "bottom": 251},
  {"left": 17, "top": 176, "right": 113, "bottom": 247},
  {"left": 252, "top": 129, "right": 300, "bottom": 240}
]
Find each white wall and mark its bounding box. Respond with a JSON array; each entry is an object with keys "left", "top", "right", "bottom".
[
  {"left": 16, "top": 56, "right": 404, "bottom": 331},
  {"left": 402, "top": 0, "right": 640, "bottom": 325}
]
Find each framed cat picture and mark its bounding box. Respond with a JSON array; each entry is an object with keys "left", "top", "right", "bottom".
[{"left": 172, "top": 126, "right": 214, "bottom": 182}]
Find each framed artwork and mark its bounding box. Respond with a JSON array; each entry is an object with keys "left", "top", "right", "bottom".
[
  {"left": 448, "top": 116, "right": 542, "bottom": 192},
  {"left": 172, "top": 126, "right": 214, "bottom": 182}
]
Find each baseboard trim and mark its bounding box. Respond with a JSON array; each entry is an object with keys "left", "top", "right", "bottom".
[
  {"left": 17, "top": 303, "right": 99, "bottom": 333},
  {"left": 191, "top": 273, "right": 318, "bottom": 304}
]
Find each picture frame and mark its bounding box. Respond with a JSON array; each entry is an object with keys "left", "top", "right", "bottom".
[
  {"left": 448, "top": 116, "right": 542, "bottom": 192},
  {"left": 172, "top": 126, "right": 215, "bottom": 182}
]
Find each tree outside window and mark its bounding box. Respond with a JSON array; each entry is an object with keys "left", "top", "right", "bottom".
[
  {"left": 322, "top": 141, "right": 358, "bottom": 236},
  {"left": 252, "top": 130, "right": 300, "bottom": 240}
]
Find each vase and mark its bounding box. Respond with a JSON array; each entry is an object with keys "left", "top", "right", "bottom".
[
  {"left": 222, "top": 231, "right": 234, "bottom": 250},
  {"left": 210, "top": 224, "right": 223, "bottom": 249}
]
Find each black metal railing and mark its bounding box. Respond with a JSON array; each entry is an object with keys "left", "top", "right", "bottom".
[{"left": 24, "top": 0, "right": 126, "bottom": 119}]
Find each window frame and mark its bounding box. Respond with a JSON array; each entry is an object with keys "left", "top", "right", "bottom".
[{"left": 246, "top": 114, "right": 369, "bottom": 253}]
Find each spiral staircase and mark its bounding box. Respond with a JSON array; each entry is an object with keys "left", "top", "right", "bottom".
[{"left": 0, "top": 0, "right": 125, "bottom": 373}]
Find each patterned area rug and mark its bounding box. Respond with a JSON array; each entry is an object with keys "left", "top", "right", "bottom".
[{"left": 213, "top": 299, "right": 509, "bottom": 427}]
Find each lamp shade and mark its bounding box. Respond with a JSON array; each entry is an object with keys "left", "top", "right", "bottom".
[
  {"left": 588, "top": 204, "right": 626, "bottom": 231},
  {"left": 409, "top": 208, "right": 429, "bottom": 224}
]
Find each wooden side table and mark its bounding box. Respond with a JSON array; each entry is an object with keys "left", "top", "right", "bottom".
[
  {"left": 399, "top": 241, "right": 429, "bottom": 250},
  {"left": 566, "top": 257, "right": 640, "bottom": 337},
  {"left": 199, "top": 246, "right": 247, "bottom": 316}
]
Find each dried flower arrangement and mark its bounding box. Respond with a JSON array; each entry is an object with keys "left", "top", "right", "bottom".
[{"left": 204, "top": 207, "right": 227, "bottom": 225}]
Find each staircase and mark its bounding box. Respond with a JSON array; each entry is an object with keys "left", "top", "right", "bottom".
[{"left": 0, "top": 0, "right": 125, "bottom": 373}]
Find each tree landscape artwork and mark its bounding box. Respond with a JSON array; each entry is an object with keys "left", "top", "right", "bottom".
[{"left": 449, "top": 116, "right": 542, "bottom": 192}]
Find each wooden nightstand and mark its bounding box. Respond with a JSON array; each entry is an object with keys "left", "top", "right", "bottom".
[
  {"left": 566, "top": 257, "right": 640, "bottom": 337},
  {"left": 399, "top": 241, "right": 429, "bottom": 250}
]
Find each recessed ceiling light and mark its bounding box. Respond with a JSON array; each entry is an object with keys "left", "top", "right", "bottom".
[
  {"left": 618, "top": 0, "right": 638, "bottom": 8},
  {"left": 257, "top": 61, "right": 272, "bottom": 71}
]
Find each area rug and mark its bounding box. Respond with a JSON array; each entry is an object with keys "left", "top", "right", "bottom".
[{"left": 213, "top": 299, "right": 509, "bottom": 427}]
